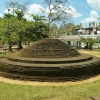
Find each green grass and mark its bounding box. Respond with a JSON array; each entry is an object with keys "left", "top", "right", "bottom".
[
  {"left": 0, "top": 80, "right": 100, "bottom": 100},
  {"left": 0, "top": 50, "right": 100, "bottom": 100},
  {"left": 0, "top": 52, "right": 12, "bottom": 57},
  {"left": 0, "top": 52, "right": 5, "bottom": 57},
  {"left": 79, "top": 49, "right": 100, "bottom": 57}
]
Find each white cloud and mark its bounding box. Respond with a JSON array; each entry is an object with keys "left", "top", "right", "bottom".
[
  {"left": 24, "top": 4, "right": 83, "bottom": 21},
  {"left": 69, "top": 6, "right": 83, "bottom": 18},
  {"left": 3, "top": 4, "right": 45, "bottom": 20},
  {"left": 24, "top": 4, "right": 44, "bottom": 20},
  {"left": 90, "top": 10, "right": 99, "bottom": 18},
  {"left": 46, "top": 5, "right": 56, "bottom": 14},
  {"left": 4, "top": 8, "right": 17, "bottom": 15},
  {"left": 0, "top": 14, "right": 3, "bottom": 18},
  {"left": 3, "top": 4, "right": 83, "bottom": 21},
  {"left": 80, "top": 11, "right": 99, "bottom": 23},
  {"left": 45, "top": 5, "right": 83, "bottom": 25},
  {"left": 46, "top": 5, "right": 83, "bottom": 18},
  {"left": 87, "top": 0, "right": 100, "bottom": 11},
  {"left": 27, "top": 4, "right": 44, "bottom": 14}
]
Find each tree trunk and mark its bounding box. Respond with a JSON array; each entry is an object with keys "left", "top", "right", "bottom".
[
  {"left": 89, "top": 43, "right": 93, "bottom": 50},
  {"left": 68, "top": 41, "right": 71, "bottom": 46},
  {"left": 8, "top": 42, "right": 12, "bottom": 52},
  {"left": 76, "top": 41, "right": 78, "bottom": 49},
  {"left": 86, "top": 43, "right": 89, "bottom": 49},
  {"left": 79, "top": 42, "right": 81, "bottom": 49},
  {"left": 18, "top": 40, "right": 23, "bottom": 50},
  {"left": 18, "top": 35, "right": 23, "bottom": 50}
]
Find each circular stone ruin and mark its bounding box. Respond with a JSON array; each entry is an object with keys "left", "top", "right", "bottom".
[{"left": 0, "top": 38, "right": 100, "bottom": 82}]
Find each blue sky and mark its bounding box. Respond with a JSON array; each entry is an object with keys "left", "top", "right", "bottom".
[{"left": 0, "top": 0, "right": 100, "bottom": 27}]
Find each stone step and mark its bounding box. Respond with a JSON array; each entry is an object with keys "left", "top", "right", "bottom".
[
  {"left": 6, "top": 53, "right": 93, "bottom": 64},
  {"left": 0, "top": 72, "right": 91, "bottom": 82}
]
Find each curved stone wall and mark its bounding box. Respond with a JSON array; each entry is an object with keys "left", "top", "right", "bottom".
[{"left": 0, "top": 53, "right": 100, "bottom": 82}]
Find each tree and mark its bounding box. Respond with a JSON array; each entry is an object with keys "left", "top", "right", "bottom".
[
  {"left": 49, "top": 24, "right": 58, "bottom": 38},
  {"left": 75, "top": 24, "right": 80, "bottom": 30},
  {"left": 80, "top": 37, "right": 97, "bottom": 50},
  {"left": 42, "top": 0, "right": 72, "bottom": 35},
  {"left": 57, "top": 23, "right": 76, "bottom": 37},
  {"left": 0, "top": 13, "right": 18, "bottom": 52},
  {"left": 25, "top": 15, "right": 49, "bottom": 41},
  {"left": 15, "top": 10, "right": 25, "bottom": 49},
  {"left": 4, "top": 0, "right": 28, "bottom": 50},
  {"left": 0, "top": 11, "right": 29, "bottom": 51},
  {"left": 5, "top": 0, "right": 27, "bottom": 15},
  {"left": 97, "top": 22, "right": 100, "bottom": 31},
  {"left": 15, "top": 10, "right": 24, "bottom": 20}
]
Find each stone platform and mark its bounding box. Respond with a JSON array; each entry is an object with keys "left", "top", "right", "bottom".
[{"left": 0, "top": 38, "right": 100, "bottom": 82}]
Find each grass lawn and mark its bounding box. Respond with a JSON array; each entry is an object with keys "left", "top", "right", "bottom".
[
  {"left": 0, "top": 52, "right": 5, "bottom": 57},
  {"left": 0, "top": 80, "right": 100, "bottom": 100},
  {"left": 0, "top": 49, "right": 100, "bottom": 100}
]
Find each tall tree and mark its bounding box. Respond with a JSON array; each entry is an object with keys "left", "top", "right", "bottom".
[
  {"left": 15, "top": 10, "right": 25, "bottom": 49},
  {"left": 0, "top": 13, "right": 18, "bottom": 52},
  {"left": 42, "top": 0, "right": 72, "bottom": 35},
  {"left": 49, "top": 24, "right": 58, "bottom": 38},
  {"left": 5, "top": 0, "right": 27, "bottom": 50}
]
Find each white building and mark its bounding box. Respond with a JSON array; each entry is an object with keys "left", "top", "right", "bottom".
[{"left": 58, "top": 22, "right": 100, "bottom": 49}]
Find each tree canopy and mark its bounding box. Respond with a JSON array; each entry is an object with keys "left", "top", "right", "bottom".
[{"left": 0, "top": 0, "right": 74, "bottom": 51}]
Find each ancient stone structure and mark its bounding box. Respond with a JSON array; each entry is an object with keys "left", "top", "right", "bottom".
[
  {"left": 0, "top": 38, "right": 100, "bottom": 82},
  {"left": 18, "top": 38, "right": 80, "bottom": 58}
]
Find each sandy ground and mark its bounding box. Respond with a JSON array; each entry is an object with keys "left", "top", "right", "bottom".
[
  {"left": 0, "top": 49, "right": 100, "bottom": 86},
  {"left": 0, "top": 75, "right": 100, "bottom": 86}
]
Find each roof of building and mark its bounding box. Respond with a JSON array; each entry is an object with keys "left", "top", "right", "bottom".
[{"left": 58, "top": 35, "right": 81, "bottom": 41}]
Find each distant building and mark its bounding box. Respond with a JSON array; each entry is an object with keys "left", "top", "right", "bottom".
[
  {"left": 58, "top": 22, "right": 100, "bottom": 49},
  {"left": 78, "top": 22, "right": 100, "bottom": 39}
]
